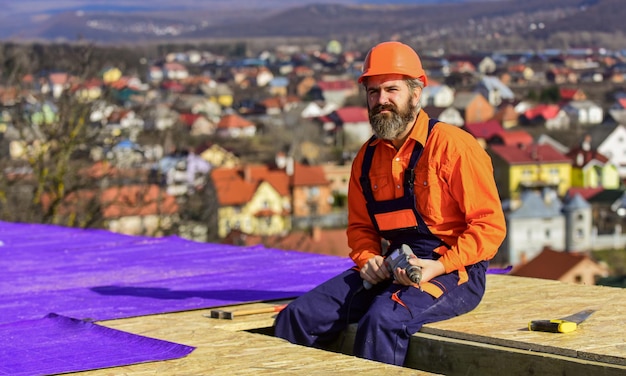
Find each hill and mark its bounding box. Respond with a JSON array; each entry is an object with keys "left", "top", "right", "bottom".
[{"left": 2, "top": 0, "right": 625, "bottom": 53}]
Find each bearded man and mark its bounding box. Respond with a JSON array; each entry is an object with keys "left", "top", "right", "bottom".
[{"left": 274, "top": 41, "right": 506, "bottom": 367}]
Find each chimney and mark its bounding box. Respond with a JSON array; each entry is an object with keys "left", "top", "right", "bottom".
[
  {"left": 275, "top": 152, "right": 287, "bottom": 169},
  {"left": 243, "top": 165, "right": 252, "bottom": 182},
  {"left": 286, "top": 156, "right": 294, "bottom": 176},
  {"left": 311, "top": 226, "right": 322, "bottom": 242}
]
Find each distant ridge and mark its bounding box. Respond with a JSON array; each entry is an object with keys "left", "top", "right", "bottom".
[{"left": 1, "top": 0, "right": 623, "bottom": 52}]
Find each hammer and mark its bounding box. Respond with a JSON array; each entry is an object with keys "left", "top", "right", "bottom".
[{"left": 207, "top": 304, "right": 287, "bottom": 320}]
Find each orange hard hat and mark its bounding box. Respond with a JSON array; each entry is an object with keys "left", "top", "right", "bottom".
[{"left": 358, "top": 41, "right": 428, "bottom": 86}]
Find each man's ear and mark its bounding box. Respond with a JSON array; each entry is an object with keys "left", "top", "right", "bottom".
[{"left": 412, "top": 86, "right": 422, "bottom": 107}]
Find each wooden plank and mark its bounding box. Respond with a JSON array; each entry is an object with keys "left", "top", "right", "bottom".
[
  {"left": 61, "top": 275, "right": 626, "bottom": 375},
  {"left": 64, "top": 303, "right": 434, "bottom": 376},
  {"left": 332, "top": 327, "right": 626, "bottom": 376},
  {"left": 324, "top": 275, "right": 626, "bottom": 375},
  {"left": 422, "top": 275, "right": 626, "bottom": 366}
]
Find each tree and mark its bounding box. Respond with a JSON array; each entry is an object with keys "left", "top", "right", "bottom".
[{"left": 0, "top": 42, "right": 180, "bottom": 237}]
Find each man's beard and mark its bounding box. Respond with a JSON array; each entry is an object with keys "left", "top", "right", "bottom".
[{"left": 368, "top": 98, "right": 418, "bottom": 141}]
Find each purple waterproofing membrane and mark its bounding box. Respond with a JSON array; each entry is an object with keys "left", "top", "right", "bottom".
[
  {"left": 0, "top": 313, "right": 195, "bottom": 376},
  {"left": 0, "top": 220, "right": 354, "bottom": 325},
  {"left": 0, "top": 220, "right": 354, "bottom": 375}
]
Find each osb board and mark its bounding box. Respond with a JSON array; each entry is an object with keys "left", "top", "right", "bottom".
[
  {"left": 65, "top": 303, "right": 435, "bottom": 376},
  {"left": 422, "top": 274, "right": 626, "bottom": 366}
]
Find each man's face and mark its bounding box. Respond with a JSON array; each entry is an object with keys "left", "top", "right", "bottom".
[{"left": 365, "top": 74, "right": 419, "bottom": 141}]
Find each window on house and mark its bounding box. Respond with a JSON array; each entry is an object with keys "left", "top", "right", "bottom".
[
  {"left": 574, "top": 275, "right": 583, "bottom": 284},
  {"left": 576, "top": 228, "right": 584, "bottom": 239},
  {"left": 545, "top": 229, "right": 551, "bottom": 239}
]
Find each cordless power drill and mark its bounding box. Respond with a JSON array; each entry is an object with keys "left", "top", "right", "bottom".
[{"left": 363, "top": 244, "right": 422, "bottom": 290}]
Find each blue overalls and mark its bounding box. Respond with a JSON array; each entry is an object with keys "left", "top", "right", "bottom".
[{"left": 274, "top": 119, "right": 488, "bottom": 366}]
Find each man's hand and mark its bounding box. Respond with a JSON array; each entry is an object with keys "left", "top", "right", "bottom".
[
  {"left": 360, "top": 255, "right": 390, "bottom": 287},
  {"left": 394, "top": 256, "right": 445, "bottom": 286}
]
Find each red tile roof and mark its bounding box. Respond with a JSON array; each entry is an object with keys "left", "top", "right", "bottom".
[
  {"left": 490, "top": 143, "right": 571, "bottom": 164},
  {"left": 224, "top": 228, "right": 350, "bottom": 257},
  {"left": 292, "top": 162, "right": 329, "bottom": 187},
  {"left": 524, "top": 104, "right": 561, "bottom": 120},
  {"left": 217, "top": 114, "right": 255, "bottom": 129},
  {"left": 101, "top": 185, "right": 179, "bottom": 217},
  {"left": 567, "top": 187, "right": 604, "bottom": 200},
  {"left": 566, "top": 147, "right": 610, "bottom": 167},
  {"left": 316, "top": 80, "right": 355, "bottom": 91},
  {"left": 511, "top": 248, "right": 589, "bottom": 280},
  {"left": 463, "top": 120, "right": 503, "bottom": 139},
  {"left": 335, "top": 106, "right": 368, "bottom": 123},
  {"left": 211, "top": 165, "right": 291, "bottom": 206},
  {"left": 496, "top": 130, "right": 534, "bottom": 147}
]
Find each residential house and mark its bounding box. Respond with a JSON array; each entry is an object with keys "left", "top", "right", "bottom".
[
  {"left": 463, "top": 120, "right": 503, "bottom": 148},
  {"left": 453, "top": 91, "right": 494, "bottom": 124},
  {"left": 475, "top": 76, "right": 515, "bottom": 107},
  {"left": 489, "top": 143, "right": 572, "bottom": 200},
  {"left": 585, "top": 189, "right": 626, "bottom": 236},
  {"left": 255, "top": 67, "right": 274, "bottom": 87},
  {"left": 423, "top": 106, "right": 464, "bottom": 127},
  {"left": 102, "top": 185, "right": 179, "bottom": 236},
  {"left": 500, "top": 63, "right": 535, "bottom": 85},
  {"left": 546, "top": 67, "right": 579, "bottom": 84},
  {"left": 290, "top": 161, "right": 333, "bottom": 228},
  {"left": 163, "top": 152, "right": 211, "bottom": 196},
  {"left": 521, "top": 104, "right": 570, "bottom": 130},
  {"left": 488, "top": 129, "right": 534, "bottom": 148},
  {"left": 41, "top": 184, "right": 179, "bottom": 237},
  {"left": 420, "top": 84, "right": 455, "bottom": 108},
  {"left": 492, "top": 101, "right": 519, "bottom": 129},
  {"left": 510, "top": 248, "right": 608, "bottom": 285},
  {"left": 108, "top": 139, "right": 144, "bottom": 168},
  {"left": 215, "top": 113, "right": 257, "bottom": 138},
  {"left": 559, "top": 87, "right": 587, "bottom": 102},
  {"left": 607, "top": 97, "right": 626, "bottom": 124},
  {"left": 162, "top": 62, "right": 189, "bottom": 81},
  {"left": 73, "top": 78, "right": 103, "bottom": 102},
  {"left": 499, "top": 191, "right": 565, "bottom": 266},
  {"left": 536, "top": 134, "right": 570, "bottom": 155},
  {"left": 321, "top": 162, "right": 352, "bottom": 198},
  {"left": 148, "top": 66, "right": 164, "bottom": 82},
  {"left": 101, "top": 67, "right": 123, "bottom": 84},
  {"left": 585, "top": 124, "right": 626, "bottom": 178},
  {"left": 447, "top": 57, "right": 477, "bottom": 75},
  {"left": 198, "top": 143, "right": 241, "bottom": 168},
  {"left": 301, "top": 98, "right": 338, "bottom": 119},
  {"left": 200, "top": 82, "right": 234, "bottom": 108},
  {"left": 316, "top": 78, "right": 359, "bottom": 107},
  {"left": 296, "top": 76, "right": 317, "bottom": 98},
  {"left": 567, "top": 136, "right": 620, "bottom": 189},
  {"left": 268, "top": 76, "right": 289, "bottom": 97},
  {"left": 258, "top": 96, "right": 301, "bottom": 116},
  {"left": 562, "top": 193, "right": 594, "bottom": 252},
  {"left": 562, "top": 100, "right": 603, "bottom": 126},
  {"left": 224, "top": 226, "right": 350, "bottom": 256},
  {"left": 320, "top": 106, "right": 371, "bottom": 150},
  {"left": 45, "top": 72, "right": 71, "bottom": 99},
  {"left": 211, "top": 165, "right": 292, "bottom": 238}
]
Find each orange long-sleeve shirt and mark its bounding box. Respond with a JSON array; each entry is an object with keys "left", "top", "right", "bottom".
[{"left": 347, "top": 111, "right": 506, "bottom": 275}]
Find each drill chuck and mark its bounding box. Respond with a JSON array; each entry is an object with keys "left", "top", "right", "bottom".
[{"left": 362, "top": 244, "right": 422, "bottom": 290}]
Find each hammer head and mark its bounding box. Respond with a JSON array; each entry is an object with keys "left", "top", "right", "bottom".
[{"left": 209, "top": 309, "right": 227, "bottom": 319}]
